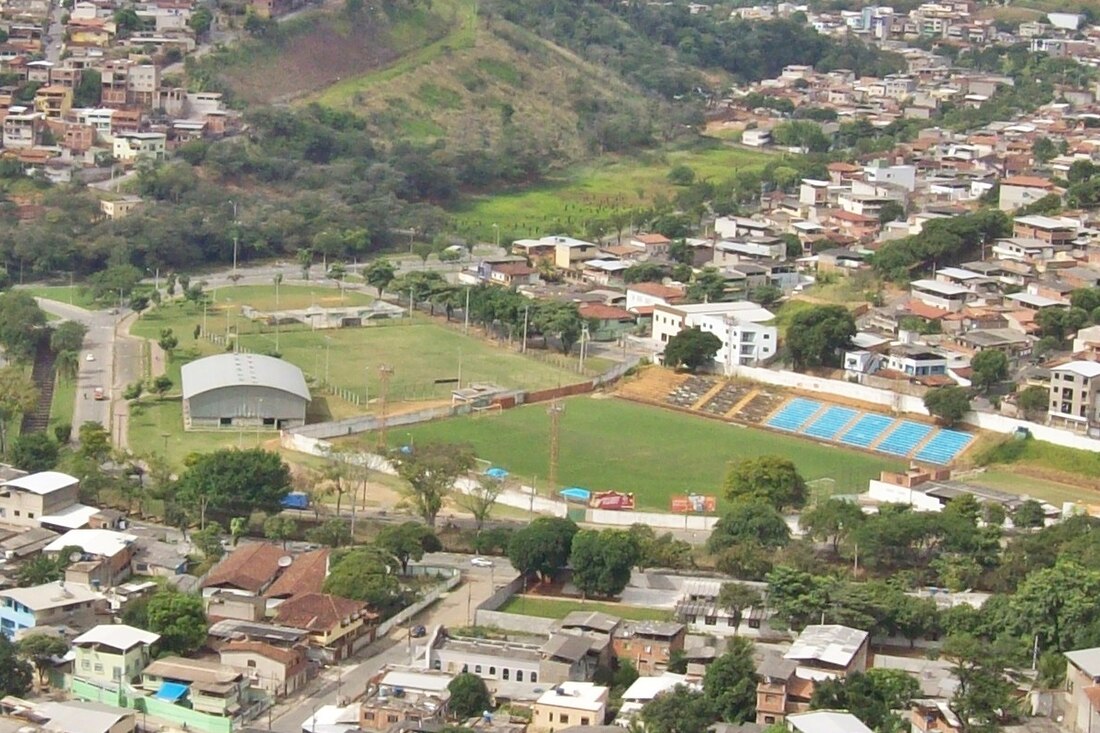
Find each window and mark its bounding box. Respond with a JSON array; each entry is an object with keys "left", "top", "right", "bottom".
[
  {"left": 582, "top": 718, "right": 590, "bottom": 726},
  {"left": 489, "top": 667, "right": 496, "bottom": 675},
  {"left": 704, "top": 616, "right": 717, "bottom": 626},
  {"left": 727, "top": 616, "right": 737, "bottom": 627},
  {"left": 247, "top": 660, "right": 257, "bottom": 668},
  {"left": 113, "top": 667, "right": 121, "bottom": 680},
  {"left": 13, "top": 511, "right": 18, "bottom": 517},
  {"left": 364, "top": 712, "right": 375, "bottom": 721},
  {"left": 81, "top": 660, "right": 90, "bottom": 670},
  {"left": 517, "top": 671, "right": 524, "bottom": 682},
  {"left": 475, "top": 665, "right": 482, "bottom": 674},
  {"left": 502, "top": 668, "right": 509, "bottom": 680},
  {"left": 560, "top": 715, "right": 570, "bottom": 724},
  {"left": 765, "top": 716, "right": 776, "bottom": 724},
  {"left": 94, "top": 663, "right": 104, "bottom": 672},
  {"left": 531, "top": 672, "right": 537, "bottom": 683},
  {"left": 387, "top": 715, "right": 398, "bottom": 723},
  {"left": 26, "top": 513, "right": 33, "bottom": 519}
]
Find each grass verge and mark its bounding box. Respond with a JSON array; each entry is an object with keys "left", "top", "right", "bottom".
[{"left": 499, "top": 595, "right": 672, "bottom": 621}]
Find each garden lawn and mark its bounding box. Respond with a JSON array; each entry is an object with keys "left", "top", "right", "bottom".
[
  {"left": 451, "top": 142, "right": 776, "bottom": 242},
  {"left": 128, "top": 398, "right": 268, "bottom": 467},
  {"left": 49, "top": 376, "right": 76, "bottom": 436},
  {"left": 389, "top": 396, "right": 901, "bottom": 508},
  {"left": 499, "top": 596, "right": 672, "bottom": 621},
  {"left": 21, "top": 285, "right": 99, "bottom": 309}
]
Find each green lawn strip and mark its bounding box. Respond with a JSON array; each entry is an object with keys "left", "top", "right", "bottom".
[
  {"left": 499, "top": 595, "right": 672, "bottom": 621},
  {"left": 127, "top": 398, "right": 267, "bottom": 467},
  {"left": 49, "top": 376, "right": 76, "bottom": 433},
  {"left": 966, "top": 469, "right": 1092, "bottom": 507},
  {"left": 390, "top": 396, "right": 900, "bottom": 509},
  {"left": 21, "top": 285, "right": 99, "bottom": 309}
]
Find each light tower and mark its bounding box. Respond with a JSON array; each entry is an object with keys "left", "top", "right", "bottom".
[
  {"left": 377, "top": 364, "right": 394, "bottom": 450},
  {"left": 547, "top": 400, "right": 564, "bottom": 490}
]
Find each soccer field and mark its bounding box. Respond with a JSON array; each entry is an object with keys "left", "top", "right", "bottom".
[{"left": 386, "top": 396, "right": 902, "bottom": 510}]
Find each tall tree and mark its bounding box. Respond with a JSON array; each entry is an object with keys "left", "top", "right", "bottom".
[
  {"left": 176, "top": 448, "right": 291, "bottom": 528},
  {"left": 717, "top": 583, "right": 762, "bottom": 635},
  {"left": 17, "top": 634, "right": 68, "bottom": 686},
  {"left": 707, "top": 501, "right": 791, "bottom": 553},
  {"left": 663, "top": 327, "right": 722, "bottom": 372},
  {"left": 10, "top": 432, "right": 58, "bottom": 473},
  {"left": 810, "top": 669, "right": 920, "bottom": 731},
  {"left": 455, "top": 480, "right": 504, "bottom": 531},
  {"left": 724, "top": 456, "right": 807, "bottom": 511},
  {"left": 924, "top": 386, "right": 971, "bottom": 427},
  {"left": 507, "top": 517, "right": 578, "bottom": 581},
  {"left": 785, "top": 305, "right": 856, "bottom": 370},
  {"left": 970, "top": 350, "right": 1008, "bottom": 393},
  {"left": 393, "top": 442, "right": 476, "bottom": 528},
  {"left": 448, "top": 673, "right": 492, "bottom": 719},
  {"left": 375, "top": 521, "right": 441, "bottom": 574},
  {"left": 146, "top": 589, "right": 208, "bottom": 656},
  {"left": 703, "top": 638, "right": 758, "bottom": 723},
  {"left": 49, "top": 320, "right": 87, "bottom": 355},
  {"left": 800, "top": 498, "right": 865, "bottom": 554},
  {"left": 0, "top": 291, "right": 46, "bottom": 362},
  {"left": 640, "top": 687, "right": 715, "bottom": 733},
  {"left": 0, "top": 367, "right": 37, "bottom": 455},
  {"left": 943, "top": 634, "right": 1017, "bottom": 733},
  {"left": 570, "top": 529, "right": 639, "bottom": 599},
  {"left": 322, "top": 546, "right": 402, "bottom": 615},
  {"left": 0, "top": 635, "right": 32, "bottom": 697}
]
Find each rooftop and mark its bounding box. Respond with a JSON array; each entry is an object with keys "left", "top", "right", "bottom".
[
  {"left": 35, "top": 700, "right": 133, "bottom": 733},
  {"left": 44, "top": 529, "right": 136, "bottom": 558},
  {"left": 2, "top": 471, "right": 78, "bottom": 496},
  {"left": 1052, "top": 360, "right": 1100, "bottom": 379},
  {"left": 181, "top": 353, "right": 310, "bottom": 402},
  {"left": 910, "top": 279, "right": 971, "bottom": 297},
  {"left": 1005, "top": 292, "right": 1066, "bottom": 308},
  {"left": 0, "top": 581, "right": 101, "bottom": 611},
  {"left": 559, "top": 611, "right": 620, "bottom": 633},
  {"left": 72, "top": 624, "right": 159, "bottom": 651},
  {"left": 784, "top": 624, "right": 869, "bottom": 668},
  {"left": 788, "top": 711, "right": 874, "bottom": 733},
  {"left": 542, "top": 633, "right": 593, "bottom": 662},
  {"left": 621, "top": 672, "right": 690, "bottom": 702},
  {"left": 627, "top": 282, "right": 685, "bottom": 300},
  {"left": 143, "top": 656, "right": 242, "bottom": 686},
  {"left": 263, "top": 548, "right": 329, "bottom": 599},
  {"left": 203, "top": 542, "right": 287, "bottom": 593},
  {"left": 1015, "top": 215, "right": 1076, "bottom": 230},
  {"left": 207, "top": 618, "right": 309, "bottom": 645},
  {"left": 273, "top": 592, "right": 373, "bottom": 632},
  {"left": 535, "top": 682, "right": 608, "bottom": 712},
  {"left": 1067, "top": 647, "right": 1100, "bottom": 679}
]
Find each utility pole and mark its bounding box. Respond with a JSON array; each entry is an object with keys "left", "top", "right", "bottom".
[
  {"left": 274, "top": 273, "right": 282, "bottom": 352},
  {"left": 463, "top": 287, "right": 470, "bottom": 335},
  {"left": 547, "top": 400, "right": 564, "bottom": 490},
  {"left": 230, "top": 200, "right": 239, "bottom": 274},
  {"left": 378, "top": 364, "right": 394, "bottom": 450},
  {"left": 522, "top": 305, "right": 529, "bottom": 353}
]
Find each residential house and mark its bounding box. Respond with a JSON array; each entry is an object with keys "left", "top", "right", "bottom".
[
  {"left": 784, "top": 624, "right": 869, "bottom": 678},
  {"left": 98, "top": 196, "right": 143, "bottom": 221},
  {"left": 72, "top": 624, "right": 159, "bottom": 686},
  {"left": 541, "top": 633, "right": 600, "bottom": 683},
  {"left": 33, "top": 84, "right": 70, "bottom": 119},
  {"left": 45, "top": 529, "right": 136, "bottom": 588},
  {"left": 653, "top": 302, "right": 778, "bottom": 372},
  {"left": 218, "top": 640, "right": 309, "bottom": 698},
  {"left": 512, "top": 238, "right": 558, "bottom": 261},
  {"left": 909, "top": 279, "right": 975, "bottom": 313},
  {"left": 207, "top": 618, "right": 310, "bottom": 649},
  {"left": 1066, "top": 647, "right": 1100, "bottom": 733},
  {"left": 0, "top": 581, "right": 105, "bottom": 638},
  {"left": 112, "top": 131, "right": 166, "bottom": 162},
  {"left": 625, "top": 283, "right": 685, "bottom": 317},
  {"left": 202, "top": 541, "right": 287, "bottom": 602},
  {"left": 756, "top": 656, "right": 810, "bottom": 725},
  {"left": 557, "top": 611, "right": 618, "bottom": 668},
  {"left": 32, "top": 700, "right": 137, "bottom": 733},
  {"left": 360, "top": 668, "right": 452, "bottom": 732},
  {"left": 992, "top": 237, "right": 1055, "bottom": 263},
  {"left": 885, "top": 346, "right": 948, "bottom": 379},
  {"left": 629, "top": 233, "right": 672, "bottom": 258},
  {"left": 912, "top": 699, "right": 962, "bottom": 733},
  {"left": 611, "top": 622, "right": 686, "bottom": 675},
  {"left": 998, "top": 176, "right": 1055, "bottom": 211},
  {"left": 581, "top": 259, "right": 630, "bottom": 286},
  {"left": 1048, "top": 360, "right": 1100, "bottom": 434},
  {"left": 0, "top": 471, "right": 79, "bottom": 527},
  {"left": 2, "top": 110, "right": 43, "bottom": 148},
  {"left": 673, "top": 579, "right": 767, "bottom": 637},
  {"left": 787, "top": 711, "right": 874, "bottom": 733},
  {"left": 532, "top": 681, "right": 609, "bottom": 732},
  {"left": 578, "top": 304, "right": 635, "bottom": 341},
  {"left": 1013, "top": 215, "right": 1077, "bottom": 246},
  {"left": 867, "top": 467, "right": 1056, "bottom": 522},
  {"left": 616, "top": 672, "right": 694, "bottom": 724},
  {"left": 481, "top": 261, "right": 539, "bottom": 287},
  {"left": 552, "top": 237, "right": 600, "bottom": 270},
  {"left": 262, "top": 548, "right": 329, "bottom": 603},
  {"left": 273, "top": 592, "right": 377, "bottom": 662},
  {"left": 140, "top": 657, "right": 249, "bottom": 717}
]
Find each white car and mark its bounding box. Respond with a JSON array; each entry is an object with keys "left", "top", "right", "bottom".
[
  {"left": 470, "top": 556, "right": 494, "bottom": 568},
  {"left": 85, "top": 353, "right": 95, "bottom": 361}
]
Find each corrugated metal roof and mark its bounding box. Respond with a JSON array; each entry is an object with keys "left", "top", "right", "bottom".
[{"left": 181, "top": 353, "right": 310, "bottom": 402}]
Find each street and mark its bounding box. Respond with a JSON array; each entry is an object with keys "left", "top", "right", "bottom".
[
  {"left": 35, "top": 299, "right": 124, "bottom": 438},
  {"left": 268, "top": 552, "right": 515, "bottom": 733}
]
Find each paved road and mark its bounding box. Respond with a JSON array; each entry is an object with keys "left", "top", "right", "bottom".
[
  {"left": 44, "top": 0, "right": 63, "bottom": 63},
  {"left": 268, "top": 552, "right": 515, "bottom": 733},
  {"left": 35, "top": 299, "right": 123, "bottom": 438}
]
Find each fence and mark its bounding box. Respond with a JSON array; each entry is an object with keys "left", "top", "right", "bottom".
[
  {"left": 290, "top": 404, "right": 460, "bottom": 440},
  {"left": 70, "top": 677, "right": 234, "bottom": 733},
  {"left": 376, "top": 566, "right": 462, "bottom": 637}
]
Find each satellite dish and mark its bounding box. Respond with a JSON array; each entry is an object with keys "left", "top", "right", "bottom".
[
  {"left": 68, "top": 551, "right": 82, "bottom": 563},
  {"left": 277, "top": 555, "right": 293, "bottom": 568}
]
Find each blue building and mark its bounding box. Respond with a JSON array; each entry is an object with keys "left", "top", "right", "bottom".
[{"left": 0, "top": 581, "right": 104, "bottom": 638}]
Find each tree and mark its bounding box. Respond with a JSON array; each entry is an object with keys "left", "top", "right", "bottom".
[
  {"left": 146, "top": 589, "right": 208, "bottom": 656},
  {"left": 663, "top": 327, "right": 722, "bottom": 372},
  {"left": 1013, "top": 499, "right": 1046, "bottom": 529},
  {"left": 192, "top": 522, "right": 225, "bottom": 560},
  {"left": 188, "top": 6, "right": 213, "bottom": 36},
  {"left": 724, "top": 456, "right": 807, "bottom": 511},
  {"left": 786, "top": 305, "right": 856, "bottom": 370},
  {"left": 624, "top": 263, "right": 667, "bottom": 284},
  {"left": 507, "top": 517, "right": 578, "bottom": 581},
  {"left": 667, "top": 165, "right": 696, "bottom": 186},
  {"left": 750, "top": 284, "right": 782, "bottom": 307},
  {"left": 640, "top": 687, "right": 716, "bottom": 733},
  {"left": 323, "top": 547, "right": 402, "bottom": 615},
  {"left": 1017, "top": 385, "right": 1049, "bottom": 421},
  {"left": 630, "top": 524, "right": 693, "bottom": 570},
  {"left": 878, "top": 201, "right": 905, "bottom": 224},
  {"left": 365, "top": 259, "right": 396, "bottom": 297},
  {"left": 704, "top": 638, "right": 758, "bottom": 723},
  {"left": 570, "top": 529, "right": 639, "bottom": 598},
  {"left": 10, "top": 432, "right": 58, "bottom": 473},
  {"left": 0, "top": 291, "right": 46, "bottom": 362},
  {"left": 394, "top": 442, "right": 476, "bottom": 528},
  {"left": 686, "top": 268, "right": 728, "bottom": 303},
  {"left": 18, "top": 633, "right": 68, "bottom": 686},
  {"left": 376, "top": 521, "right": 440, "bottom": 574},
  {"left": 412, "top": 242, "right": 434, "bottom": 264},
  {"left": 0, "top": 636, "right": 32, "bottom": 697},
  {"left": 971, "top": 350, "right": 1008, "bottom": 393},
  {"left": 176, "top": 448, "right": 292, "bottom": 528},
  {"left": 717, "top": 583, "right": 762, "bottom": 634},
  {"left": 73, "top": 68, "right": 101, "bottom": 107},
  {"left": 811, "top": 669, "right": 920, "bottom": 731},
  {"left": 943, "top": 634, "right": 1017, "bottom": 733},
  {"left": 78, "top": 421, "right": 111, "bottom": 461},
  {"left": 158, "top": 328, "right": 178, "bottom": 355},
  {"left": 263, "top": 515, "right": 298, "bottom": 549},
  {"left": 707, "top": 501, "right": 790, "bottom": 553},
  {"left": 152, "top": 375, "right": 173, "bottom": 397},
  {"left": 305, "top": 518, "right": 352, "bottom": 547},
  {"left": 0, "top": 367, "right": 38, "bottom": 455},
  {"left": 1033, "top": 136, "right": 1057, "bottom": 164},
  {"left": 50, "top": 320, "right": 86, "bottom": 355},
  {"left": 800, "top": 498, "right": 864, "bottom": 554},
  {"left": 1008, "top": 561, "right": 1100, "bottom": 652},
  {"left": 448, "top": 673, "right": 492, "bottom": 719},
  {"left": 455, "top": 480, "right": 503, "bottom": 531},
  {"left": 924, "top": 386, "right": 971, "bottom": 428},
  {"left": 533, "top": 301, "right": 584, "bottom": 355}
]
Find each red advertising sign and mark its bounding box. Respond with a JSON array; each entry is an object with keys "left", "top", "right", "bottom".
[
  {"left": 589, "top": 491, "right": 636, "bottom": 511},
  {"left": 670, "top": 495, "right": 718, "bottom": 513}
]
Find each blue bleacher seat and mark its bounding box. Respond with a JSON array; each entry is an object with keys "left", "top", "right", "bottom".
[
  {"left": 802, "top": 406, "right": 859, "bottom": 440},
  {"left": 876, "top": 420, "right": 934, "bottom": 457},
  {"left": 838, "top": 414, "right": 895, "bottom": 448},
  {"left": 915, "top": 430, "right": 973, "bottom": 464},
  {"left": 766, "top": 398, "right": 822, "bottom": 431}
]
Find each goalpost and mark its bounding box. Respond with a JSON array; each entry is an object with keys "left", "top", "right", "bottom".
[{"left": 472, "top": 404, "right": 503, "bottom": 419}]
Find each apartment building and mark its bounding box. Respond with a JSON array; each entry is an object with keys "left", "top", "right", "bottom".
[{"left": 1048, "top": 360, "right": 1100, "bottom": 434}]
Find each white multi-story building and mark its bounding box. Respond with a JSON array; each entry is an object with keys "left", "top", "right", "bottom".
[{"left": 653, "top": 301, "right": 777, "bottom": 372}]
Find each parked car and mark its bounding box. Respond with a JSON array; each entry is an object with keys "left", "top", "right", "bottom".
[{"left": 470, "top": 557, "right": 494, "bottom": 568}]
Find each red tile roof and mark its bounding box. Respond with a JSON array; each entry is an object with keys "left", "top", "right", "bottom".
[
  {"left": 626, "top": 282, "right": 685, "bottom": 299},
  {"left": 203, "top": 543, "right": 286, "bottom": 594},
  {"left": 1002, "top": 176, "right": 1053, "bottom": 189},
  {"left": 264, "top": 549, "right": 329, "bottom": 600},
  {"left": 273, "top": 593, "right": 375, "bottom": 633},
  {"left": 633, "top": 233, "right": 671, "bottom": 246},
  {"left": 827, "top": 162, "right": 862, "bottom": 172},
  {"left": 579, "top": 304, "right": 635, "bottom": 321},
  {"left": 908, "top": 301, "right": 951, "bottom": 320},
  {"left": 832, "top": 210, "right": 879, "bottom": 224}
]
